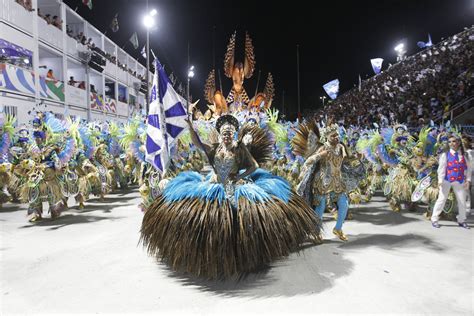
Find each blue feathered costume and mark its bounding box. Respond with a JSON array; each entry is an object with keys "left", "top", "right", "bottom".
[{"left": 141, "top": 115, "right": 321, "bottom": 279}]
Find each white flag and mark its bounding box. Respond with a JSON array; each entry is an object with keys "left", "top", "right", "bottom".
[
  {"left": 323, "top": 79, "right": 339, "bottom": 100},
  {"left": 370, "top": 58, "right": 384, "bottom": 74}
]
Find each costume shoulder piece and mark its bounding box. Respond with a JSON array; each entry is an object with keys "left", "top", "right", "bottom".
[
  {"left": 291, "top": 119, "right": 321, "bottom": 158},
  {"left": 237, "top": 123, "right": 272, "bottom": 165}
]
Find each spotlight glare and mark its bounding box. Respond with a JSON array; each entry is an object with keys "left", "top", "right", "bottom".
[{"left": 143, "top": 15, "right": 155, "bottom": 29}]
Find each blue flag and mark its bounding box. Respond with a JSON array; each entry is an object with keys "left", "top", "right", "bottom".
[
  {"left": 145, "top": 59, "right": 188, "bottom": 173},
  {"left": 323, "top": 79, "right": 339, "bottom": 100},
  {"left": 417, "top": 34, "right": 433, "bottom": 49},
  {"left": 370, "top": 58, "right": 384, "bottom": 74}
]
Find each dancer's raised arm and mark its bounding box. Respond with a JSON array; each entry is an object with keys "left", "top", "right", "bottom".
[{"left": 185, "top": 118, "right": 212, "bottom": 157}]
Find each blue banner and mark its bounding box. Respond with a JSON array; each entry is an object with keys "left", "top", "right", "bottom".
[{"left": 0, "top": 38, "right": 33, "bottom": 65}]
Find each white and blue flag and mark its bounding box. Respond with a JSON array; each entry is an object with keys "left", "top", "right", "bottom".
[
  {"left": 323, "top": 79, "right": 340, "bottom": 100},
  {"left": 145, "top": 59, "right": 187, "bottom": 173},
  {"left": 417, "top": 34, "right": 433, "bottom": 49},
  {"left": 370, "top": 58, "right": 384, "bottom": 74}
]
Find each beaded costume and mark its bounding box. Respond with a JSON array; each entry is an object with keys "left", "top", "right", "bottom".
[{"left": 141, "top": 114, "right": 321, "bottom": 279}]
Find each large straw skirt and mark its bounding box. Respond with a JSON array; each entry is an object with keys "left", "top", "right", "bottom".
[{"left": 140, "top": 168, "right": 321, "bottom": 279}]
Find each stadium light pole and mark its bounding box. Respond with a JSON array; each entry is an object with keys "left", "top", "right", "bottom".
[
  {"left": 143, "top": 7, "right": 157, "bottom": 114},
  {"left": 394, "top": 43, "right": 406, "bottom": 62},
  {"left": 320, "top": 96, "right": 327, "bottom": 107}
]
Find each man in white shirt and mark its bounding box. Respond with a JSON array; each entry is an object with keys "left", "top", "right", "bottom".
[
  {"left": 462, "top": 135, "right": 473, "bottom": 215},
  {"left": 431, "top": 134, "right": 471, "bottom": 228}
]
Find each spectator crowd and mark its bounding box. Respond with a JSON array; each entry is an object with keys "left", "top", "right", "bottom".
[
  {"left": 314, "top": 26, "right": 474, "bottom": 128},
  {"left": 65, "top": 30, "right": 146, "bottom": 82},
  {"left": 14, "top": 1, "right": 146, "bottom": 83},
  {"left": 14, "top": 0, "right": 33, "bottom": 12}
]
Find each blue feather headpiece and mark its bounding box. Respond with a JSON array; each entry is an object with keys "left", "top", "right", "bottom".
[
  {"left": 33, "top": 130, "right": 46, "bottom": 139},
  {"left": 32, "top": 117, "right": 42, "bottom": 127}
]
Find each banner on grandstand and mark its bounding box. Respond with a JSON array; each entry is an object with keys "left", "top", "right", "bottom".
[
  {"left": 370, "top": 58, "right": 384, "bottom": 75},
  {"left": 0, "top": 39, "right": 33, "bottom": 65},
  {"left": 323, "top": 79, "right": 339, "bottom": 100},
  {"left": 90, "top": 93, "right": 116, "bottom": 113}
]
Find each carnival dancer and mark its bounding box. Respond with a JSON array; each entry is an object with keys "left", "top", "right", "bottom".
[
  {"left": 0, "top": 114, "right": 15, "bottom": 206},
  {"left": 70, "top": 149, "right": 97, "bottom": 209},
  {"left": 375, "top": 126, "right": 415, "bottom": 212},
  {"left": 87, "top": 125, "right": 113, "bottom": 200},
  {"left": 21, "top": 112, "right": 76, "bottom": 221},
  {"left": 69, "top": 121, "right": 99, "bottom": 210},
  {"left": 431, "top": 133, "right": 472, "bottom": 228},
  {"left": 9, "top": 126, "right": 31, "bottom": 203},
  {"left": 343, "top": 128, "right": 364, "bottom": 217},
  {"left": 297, "top": 123, "right": 365, "bottom": 241},
  {"left": 22, "top": 128, "right": 64, "bottom": 222},
  {"left": 141, "top": 114, "right": 321, "bottom": 279},
  {"left": 461, "top": 135, "right": 473, "bottom": 215},
  {"left": 356, "top": 129, "right": 383, "bottom": 202},
  {"left": 105, "top": 122, "right": 128, "bottom": 190}
]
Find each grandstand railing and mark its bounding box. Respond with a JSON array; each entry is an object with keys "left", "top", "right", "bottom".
[
  {"left": 435, "top": 96, "right": 474, "bottom": 124},
  {"left": 408, "top": 125, "right": 474, "bottom": 136},
  {"left": 462, "top": 126, "right": 474, "bottom": 137}
]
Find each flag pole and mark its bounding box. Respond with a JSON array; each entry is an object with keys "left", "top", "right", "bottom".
[
  {"left": 212, "top": 25, "right": 216, "bottom": 71},
  {"left": 145, "top": 0, "right": 151, "bottom": 115},
  {"left": 186, "top": 42, "right": 191, "bottom": 119},
  {"left": 296, "top": 44, "right": 301, "bottom": 120},
  {"left": 282, "top": 89, "right": 285, "bottom": 118},
  {"left": 212, "top": 26, "right": 218, "bottom": 93}
]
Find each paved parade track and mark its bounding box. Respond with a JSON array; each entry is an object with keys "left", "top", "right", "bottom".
[{"left": 1, "top": 188, "right": 473, "bottom": 315}]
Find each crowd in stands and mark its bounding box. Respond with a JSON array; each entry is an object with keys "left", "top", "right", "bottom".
[
  {"left": 17, "top": 0, "right": 62, "bottom": 31},
  {"left": 68, "top": 76, "right": 86, "bottom": 90},
  {"left": 37, "top": 9, "right": 63, "bottom": 31},
  {"left": 313, "top": 26, "right": 474, "bottom": 128},
  {"left": 14, "top": 1, "right": 146, "bottom": 82},
  {"left": 65, "top": 29, "right": 146, "bottom": 81},
  {"left": 15, "top": 0, "right": 33, "bottom": 11},
  {"left": 46, "top": 69, "right": 56, "bottom": 80}
]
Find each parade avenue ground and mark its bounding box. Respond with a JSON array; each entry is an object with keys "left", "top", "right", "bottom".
[{"left": 1, "top": 188, "right": 473, "bottom": 315}]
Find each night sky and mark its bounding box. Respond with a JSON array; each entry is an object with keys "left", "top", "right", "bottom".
[{"left": 64, "top": 0, "right": 474, "bottom": 118}]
